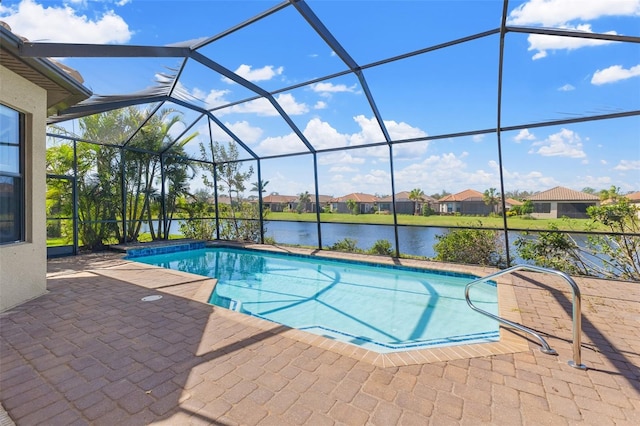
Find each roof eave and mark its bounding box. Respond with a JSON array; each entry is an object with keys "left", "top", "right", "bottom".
[{"left": 0, "top": 26, "right": 92, "bottom": 115}]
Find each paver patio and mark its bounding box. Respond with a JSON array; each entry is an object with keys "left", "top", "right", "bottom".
[{"left": 1, "top": 249, "right": 639, "bottom": 425}]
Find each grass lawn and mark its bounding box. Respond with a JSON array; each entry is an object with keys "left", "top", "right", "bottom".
[
  {"left": 46, "top": 237, "right": 72, "bottom": 247},
  {"left": 266, "top": 212, "right": 601, "bottom": 232}
]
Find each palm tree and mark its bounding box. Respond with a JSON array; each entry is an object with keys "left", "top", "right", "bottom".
[
  {"left": 160, "top": 144, "right": 196, "bottom": 238},
  {"left": 483, "top": 188, "right": 500, "bottom": 214},
  {"left": 409, "top": 188, "right": 425, "bottom": 215},
  {"left": 296, "top": 191, "right": 311, "bottom": 214},
  {"left": 128, "top": 107, "right": 197, "bottom": 240},
  {"left": 346, "top": 199, "right": 358, "bottom": 215},
  {"left": 251, "top": 180, "right": 269, "bottom": 194}
]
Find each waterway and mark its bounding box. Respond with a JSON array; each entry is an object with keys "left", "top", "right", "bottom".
[
  {"left": 158, "top": 220, "right": 514, "bottom": 259},
  {"left": 265, "top": 221, "right": 445, "bottom": 258}
]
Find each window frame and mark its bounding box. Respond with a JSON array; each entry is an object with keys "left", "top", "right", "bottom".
[{"left": 0, "top": 103, "right": 25, "bottom": 245}]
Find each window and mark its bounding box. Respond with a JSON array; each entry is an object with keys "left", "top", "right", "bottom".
[
  {"left": 558, "top": 202, "right": 596, "bottom": 219},
  {"left": 0, "top": 104, "right": 24, "bottom": 244},
  {"left": 533, "top": 202, "right": 551, "bottom": 214}
]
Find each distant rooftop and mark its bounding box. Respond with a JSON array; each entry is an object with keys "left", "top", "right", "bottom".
[{"left": 528, "top": 186, "right": 600, "bottom": 202}]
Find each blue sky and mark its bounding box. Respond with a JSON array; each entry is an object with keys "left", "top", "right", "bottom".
[{"left": 2, "top": 0, "right": 639, "bottom": 197}]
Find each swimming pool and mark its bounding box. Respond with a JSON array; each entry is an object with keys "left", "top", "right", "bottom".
[{"left": 132, "top": 247, "right": 499, "bottom": 353}]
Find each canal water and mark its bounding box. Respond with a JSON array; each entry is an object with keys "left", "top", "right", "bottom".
[
  {"left": 156, "top": 220, "right": 517, "bottom": 259},
  {"left": 265, "top": 221, "right": 445, "bottom": 258}
]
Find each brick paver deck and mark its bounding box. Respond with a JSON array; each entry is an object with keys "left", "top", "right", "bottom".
[{"left": 1, "top": 250, "right": 639, "bottom": 425}]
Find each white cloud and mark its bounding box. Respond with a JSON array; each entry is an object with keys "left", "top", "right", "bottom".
[
  {"left": 222, "top": 93, "right": 308, "bottom": 116},
  {"left": 314, "top": 101, "right": 328, "bottom": 110},
  {"left": 575, "top": 175, "right": 613, "bottom": 189},
  {"left": 203, "top": 89, "right": 231, "bottom": 109},
  {"left": 346, "top": 115, "right": 428, "bottom": 151},
  {"left": 311, "top": 82, "right": 358, "bottom": 97},
  {"left": 385, "top": 119, "right": 429, "bottom": 159},
  {"left": 506, "top": 1, "right": 638, "bottom": 59},
  {"left": 238, "top": 115, "right": 428, "bottom": 164},
  {"left": 507, "top": 0, "right": 640, "bottom": 27},
  {"left": 488, "top": 160, "right": 560, "bottom": 191},
  {"left": 224, "top": 64, "right": 284, "bottom": 83},
  {"left": 394, "top": 151, "right": 504, "bottom": 193},
  {"left": 349, "top": 115, "right": 387, "bottom": 147},
  {"left": 558, "top": 84, "right": 575, "bottom": 91},
  {"left": 472, "top": 134, "right": 485, "bottom": 142},
  {"left": 527, "top": 25, "right": 616, "bottom": 60},
  {"left": 385, "top": 119, "right": 428, "bottom": 141},
  {"left": 223, "top": 121, "right": 263, "bottom": 144},
  {"left": 352, "top": 169, "right": 391, "bottom": 186},
  {"left": 0, "top": 0, "right": 132, "bottom": 43},
  {"left": 329, "top": 166, "right": 358, "bottom": 173},
  {"left": 205, "top": 119, "right": 263, "bottom": 147},
  {"left": 591, "top": 64, "right": 640, "bottom": 85},
  {"left": 255, "top": 133, "right": 309, "bottom": 156},
  {"left": 318, "top": 152, "right": 365, "bottom": 166},
  {"left": 302, "top": 118, "right": 349, "bottom": 150},
  {"left": 275, "top": 93, "right": 309, "bottom": 115},
  {"left": 514, "top": 129, "right": 536, "bottom": 142},
  {"left": 529, "top": 128, "right": 586, "bottom": 158},
  {"left": 613, "top": 160, "right": 640, "bottom": 171}
]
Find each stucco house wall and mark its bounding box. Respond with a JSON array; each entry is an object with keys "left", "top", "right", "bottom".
[
  {"left": 0, "top": 23, "right": 90, "bottom": 312},
  {"left": 0, "top": 66, "right": 48, "bottom": 311}
]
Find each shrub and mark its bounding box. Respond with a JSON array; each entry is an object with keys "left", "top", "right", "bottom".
[
  {"left": 515, "top": 200, "right": 639, "bottom": 280},
  {"left": 368, "top": 239, "right": 393, "bottom": 256},
  {"left": 514, "top": 227, "right": 589, "bottom": 276},
  {"left": 433, "top": 222, "right": 507, "bottom": 268},
  {"left": 180, "top": 218, "right": 216, "bottom": 240},
  {"left": 330, "top": 238, "right": 363, "bottom": 253},
  {"left": 421, "top": 205, "right": 435, "bottom": 216}
]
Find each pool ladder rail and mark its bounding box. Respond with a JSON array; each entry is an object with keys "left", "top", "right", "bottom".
[{"left": 465, "top": 264, "right": 587, "bottom": 370}]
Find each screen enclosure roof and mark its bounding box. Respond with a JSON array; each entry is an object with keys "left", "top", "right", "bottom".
[{"left": 13, "top": 0, "right": 640, "bottom": 163}]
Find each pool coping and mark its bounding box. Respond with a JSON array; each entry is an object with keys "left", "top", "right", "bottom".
[{"left": 124, "top": 242, "right": 531, "bottom": 367}]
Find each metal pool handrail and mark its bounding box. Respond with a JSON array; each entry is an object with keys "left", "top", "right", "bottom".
[{"left": 465, "top": 264, "right": 587, "bottom": 370}]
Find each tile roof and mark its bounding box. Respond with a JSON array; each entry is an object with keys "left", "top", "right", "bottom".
[
  {"left": 315, "top": 195, "right": 333, "bottom": 203},
  {"left": 625, "top": 191, "right": 640, "bottom": 202},
  {"left": 527, "top": 186, "right": 600, "bottom": 201},
  {"left": 262, "top": 194, "right": 297, "bottom": 203},
  {"left": 505, "top": 198, "right": 523, "bottom": 206},
  {"left": 331, "top": 192, "right": 379, "bottom": 203},
  {"left": 438, "top": 189, "right": 484, "bottom": 202},
  {"left": 376, "top": 192, "right": 436, "bottom": 202},
  {"left": 261, "top": 194, "right": 332, "bottom": 203}
]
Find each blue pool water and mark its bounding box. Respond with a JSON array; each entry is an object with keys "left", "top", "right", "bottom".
[{"left": 132, "top": 247, "right": 499, "bottom": 353}]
